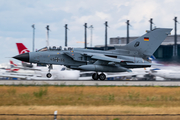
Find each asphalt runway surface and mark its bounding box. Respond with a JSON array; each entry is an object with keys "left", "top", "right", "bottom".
[{"left": 1, "top": 80, "right": 180, "bottom": 86}]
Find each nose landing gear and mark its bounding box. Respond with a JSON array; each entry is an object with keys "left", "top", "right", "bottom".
[
  {"left": 46, "top": 64, "right": 53, "bottom": 78},
  {"left": 92, "top": 72, "right": 106, "bottom": 81}
]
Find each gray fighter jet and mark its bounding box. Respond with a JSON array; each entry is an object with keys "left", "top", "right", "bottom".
[{"left": 13, "top": 28, "right": 172, "bottom": 80}]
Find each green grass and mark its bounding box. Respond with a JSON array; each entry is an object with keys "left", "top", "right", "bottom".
[
  {"left": 108, "top": 93, "right": 115, "bottom": 101},
  {"left": 127, "top": 91, "right": 140, "bottom": 100},
  {"left": 7, "top": 88, "right": 16, "bottom": 95},
  {"left": 1, "top": 86, "right": 180, "bottom": 107},
  {"left": 33, "top": 88, "right": 48, "bottom": 98}
]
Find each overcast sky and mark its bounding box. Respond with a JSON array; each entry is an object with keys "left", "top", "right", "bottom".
[{"left": 0, "top": 0, "right": 180, "bottom": 64}]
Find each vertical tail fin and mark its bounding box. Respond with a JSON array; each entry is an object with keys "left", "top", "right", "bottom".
[
  {"left": 9, "top": 60, "right": 19, "bottom": 71},
  {"left": 16, "top": 43, "right": 30, "bottom": 54},
  {"left": 118, "top": 28, "right": 172, "bottom": 57},
  {"left": 10, "top": 60, "right": 17, "bottom": 67}
]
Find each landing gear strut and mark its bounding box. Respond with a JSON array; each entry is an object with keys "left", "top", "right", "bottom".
[
  {"left": 92, "top": 73, "right": 99, "bottom": 80},
  {"left": 92, "top": 72, "right": 106, "bottom": 81},
  {"left": 46, "top": 64, "right": 53, "bottom": 78}
]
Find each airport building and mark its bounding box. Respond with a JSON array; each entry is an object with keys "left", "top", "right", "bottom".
[{"left": 108, "top": 35, "right": 180, "bottom": 59}]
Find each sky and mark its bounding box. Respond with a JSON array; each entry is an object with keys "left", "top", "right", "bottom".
[{"left": 0, "top": 0, "right": 180, "bottom": 64}]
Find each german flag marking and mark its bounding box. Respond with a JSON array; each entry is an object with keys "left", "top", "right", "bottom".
[{"left": 144, "top": 37, "right": 149, "bottom": 41}]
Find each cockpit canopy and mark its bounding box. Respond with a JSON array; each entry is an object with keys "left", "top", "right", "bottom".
[{"left": 37, "top": 46, "right": 73, "bottom": 52}]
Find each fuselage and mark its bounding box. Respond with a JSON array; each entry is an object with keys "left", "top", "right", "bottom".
[{"left": 26, "top": 47, "right": 151, "bottom": 72}]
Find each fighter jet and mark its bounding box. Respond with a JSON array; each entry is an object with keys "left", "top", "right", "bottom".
[{"left": 13, "top": 28, "right": 172, "bottom": 80}]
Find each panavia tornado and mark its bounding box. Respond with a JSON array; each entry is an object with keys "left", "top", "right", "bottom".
[{"left": 13, "top": 28, "right": 172, "bottom": 80}]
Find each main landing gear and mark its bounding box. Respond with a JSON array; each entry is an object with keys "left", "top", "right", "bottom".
[
  {"left": 46, "top": 64, "right": 53, "bottom": 78},
  {"left": 92, "top": 73, "right": 106, "bottom": 81}
]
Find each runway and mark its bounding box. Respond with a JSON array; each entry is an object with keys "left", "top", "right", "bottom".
[{"left": 1, "top": 80, "right": 180, "bottom": 86}]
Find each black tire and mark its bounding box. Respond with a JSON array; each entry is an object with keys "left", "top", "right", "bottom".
[
  {"left": 46, "top": 73, "right": 52, "bottom": 78},
  {"left": 99, "top": 73, "right": 106, "bottom": 81},
  {"left": 92, "top": 73, "right": 98, "bottom": 80}
]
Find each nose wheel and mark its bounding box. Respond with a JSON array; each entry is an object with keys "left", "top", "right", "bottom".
[
  {"left": 46, "top": 73, "right": 52, "bottom": 78},
  {"left": 92, "top": 73, "right": 106, "bottom": 81}
]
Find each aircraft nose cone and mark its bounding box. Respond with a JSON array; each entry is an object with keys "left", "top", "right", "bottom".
[{"left": 13, "top": 53, "right": 29, "bottom": 62}]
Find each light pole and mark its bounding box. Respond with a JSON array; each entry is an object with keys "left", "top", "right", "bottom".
[
  {"left": 89, "top": 25, "right": 93, "bottom": 47},
  {"left": 32, "top": 24, "right": 35, "bottom": 52},
  {"left": 105, "top": 21, "right": 108, "bottom": 50},
  {"left": 126, "top": 20, "right": 130, "bottom": 44},
  {"left": 173, "top": 17, "right": 178, "bottom": 57},
  {"left": 84, "top": 23, "right": 87, "bottom": 49},
  {"left": 65, "top": 24, "right": 68, "bottom": 47},
  {"left": 46, "top": 25, "right": 50, "bottom": 47},
  {"left": 149, "top": 18, "right": 153, "bottom": 31}
]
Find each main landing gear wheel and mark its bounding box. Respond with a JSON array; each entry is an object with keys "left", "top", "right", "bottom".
[
  {"left": 92, "top": 73, "right": 99, "bottom": 80},
  {"left": 46, "top": 73, "right": 52, "bottom": 78},
  {"left": 92, "top": 73, "right": 106, "bottom": 80},
  {"left": 99, "top": 73, "right": 106, "bottom": 81}
]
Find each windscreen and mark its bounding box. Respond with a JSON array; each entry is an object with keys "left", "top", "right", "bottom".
[{"left": 37, "top": 47, "right": 48, "bottom": 52}]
